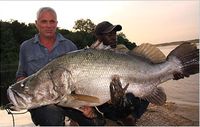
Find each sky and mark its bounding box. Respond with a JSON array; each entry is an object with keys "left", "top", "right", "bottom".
[{"left": 0, "top": 0, "right": 199, "bottom": 44}]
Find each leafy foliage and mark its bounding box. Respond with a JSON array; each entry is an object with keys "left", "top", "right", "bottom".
[
  {"left": 73, "top": 18, "right": 96, "bottom": 33},
  {"left": 117, "top": 32, "right": 137, "bottom": 50}
]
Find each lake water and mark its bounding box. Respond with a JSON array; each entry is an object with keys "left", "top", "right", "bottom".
[{"left": 158, "top": 45, "right": 199, "bottom": 106}]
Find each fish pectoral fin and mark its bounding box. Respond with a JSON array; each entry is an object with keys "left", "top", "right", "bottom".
[
  {"left": 110, "top": 76, "right": 129, "bottom": 105},
  {"left": 71, "top": 94, "right": 100, "bottom": 103},
  {"left": 131, "top": 43, "right": 166, "bottom": 63},
  {"left": 143, "top": 87, "right": 167, "bottom": 105}
]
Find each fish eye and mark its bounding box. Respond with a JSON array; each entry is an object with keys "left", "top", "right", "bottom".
[{"left": 20, "top": 83, "right": 25, "bottom": 88}]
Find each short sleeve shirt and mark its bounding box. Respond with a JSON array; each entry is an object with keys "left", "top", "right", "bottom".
[
  {"left": 16, "top": 33, "right": 77, "bottom": 78},
  {"left": 91, "top": 40, "right": 129, "bottom": 52}
]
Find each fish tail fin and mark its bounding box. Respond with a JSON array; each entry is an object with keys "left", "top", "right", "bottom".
[{"left": 167, "top": 42, "right": 199, "bottom": 80}]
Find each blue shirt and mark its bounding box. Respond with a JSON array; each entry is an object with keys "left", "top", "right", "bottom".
[{"left": 16, "top": 33, "right": 77, "bottom": 78}]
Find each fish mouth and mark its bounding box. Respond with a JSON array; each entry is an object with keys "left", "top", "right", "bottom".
[
  {"left": 7, "top": 88, "right": 18, "bottom": 107},
  {"left": 7, "top": 87, "right": 27, "bottom": 110}
]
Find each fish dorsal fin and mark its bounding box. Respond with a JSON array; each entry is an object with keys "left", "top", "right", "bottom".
[
  {"left": 132, "top": 43, "right": 166, "bottom": 63},
  {"left": 143, "top": 87, "right": 167, "bottom": 105},
  {"left": 71, "top": 94, "right": 100, "bottom": 103}
]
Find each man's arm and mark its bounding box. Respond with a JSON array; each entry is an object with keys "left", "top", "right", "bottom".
[{"left": 16, "top": 76, "right": 26, "bottom": 81}]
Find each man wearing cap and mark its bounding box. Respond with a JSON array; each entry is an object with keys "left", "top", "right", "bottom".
[
  {"left": 90, "top": 21, "right": 129, "bottom": 52},
  {"left": 90, "top": 21, "right": 150, "bottom": 125}
]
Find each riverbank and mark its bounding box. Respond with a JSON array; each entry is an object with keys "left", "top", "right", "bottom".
[
  {"left": 105, "top": 102, "right": 199, "bottom": 126},
  {"left": 137, "top": 102, "right": 199, "bottom": 126},
  {"left": 0, "top": 102, "right": 198, "bottom": 126}
]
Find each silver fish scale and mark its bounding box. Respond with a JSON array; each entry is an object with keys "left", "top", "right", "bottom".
[
  {"left": 50, "top": 49, "right": 174, "bottom": 104},
  {"left": 8, "top": 49, "right": 181, "bottom": 108}
]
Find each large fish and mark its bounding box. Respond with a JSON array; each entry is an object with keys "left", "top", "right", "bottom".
[{"left": 7, "top": 43, "right": 199, "bottom": 111}]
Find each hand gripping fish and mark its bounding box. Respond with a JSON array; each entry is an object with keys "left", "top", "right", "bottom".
[{"left": 7, "top": 43, "right": 199, "bottom": 111}]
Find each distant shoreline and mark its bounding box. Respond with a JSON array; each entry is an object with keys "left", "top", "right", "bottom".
[{"left": 154, "top": 39, "right": 199, "bottom": 47}]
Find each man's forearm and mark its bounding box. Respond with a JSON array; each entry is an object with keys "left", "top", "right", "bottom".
[{"left": 16, "top": 76, "right": 26, "bottom": 81}]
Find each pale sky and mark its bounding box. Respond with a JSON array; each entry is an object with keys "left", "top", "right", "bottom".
[{"left": 0, "top": 0, "right": 199, "bottom": 44}]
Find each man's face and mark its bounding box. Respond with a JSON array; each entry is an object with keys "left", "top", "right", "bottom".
[
  {"left": 35, "top": 11, "right": 58, "bottom": 38},
  {"left": 101, "top": 31, "right": 117, "bottom": 48}
]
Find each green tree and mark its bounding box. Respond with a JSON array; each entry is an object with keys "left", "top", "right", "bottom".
[
  {"left": 0, "top": 20, "right": 37, "bottom": 89},
  {"left": 117, "top": 32, "right": 137, "bottom": 50},
  {"left": 73, "top": 19, "right": 95, "bottom": 33},
  {"left": 1, "top": 21, "right": 19, "bottom": 94},
  {"left": 59, "top": 29, "right": 95, "bottom": 49},
  {"left": 118, "top": 32, "right": 127, "bottom": 39},
  {"left": 1, "top": 21, "right": 19, "bottom": 64}
]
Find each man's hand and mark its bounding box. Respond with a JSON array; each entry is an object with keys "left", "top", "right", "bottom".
[
  {"left": 16, "top": 76, "right": 26, "bottom": 82},
  {"left": 79, "top": 106, "right": 106, "bottom": 125},
  {"left": 110, "top": 76, "right": 129, "bottom": 105},
  {"left": 79, "top": 106, "right": 95, "bottom": 118}
]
